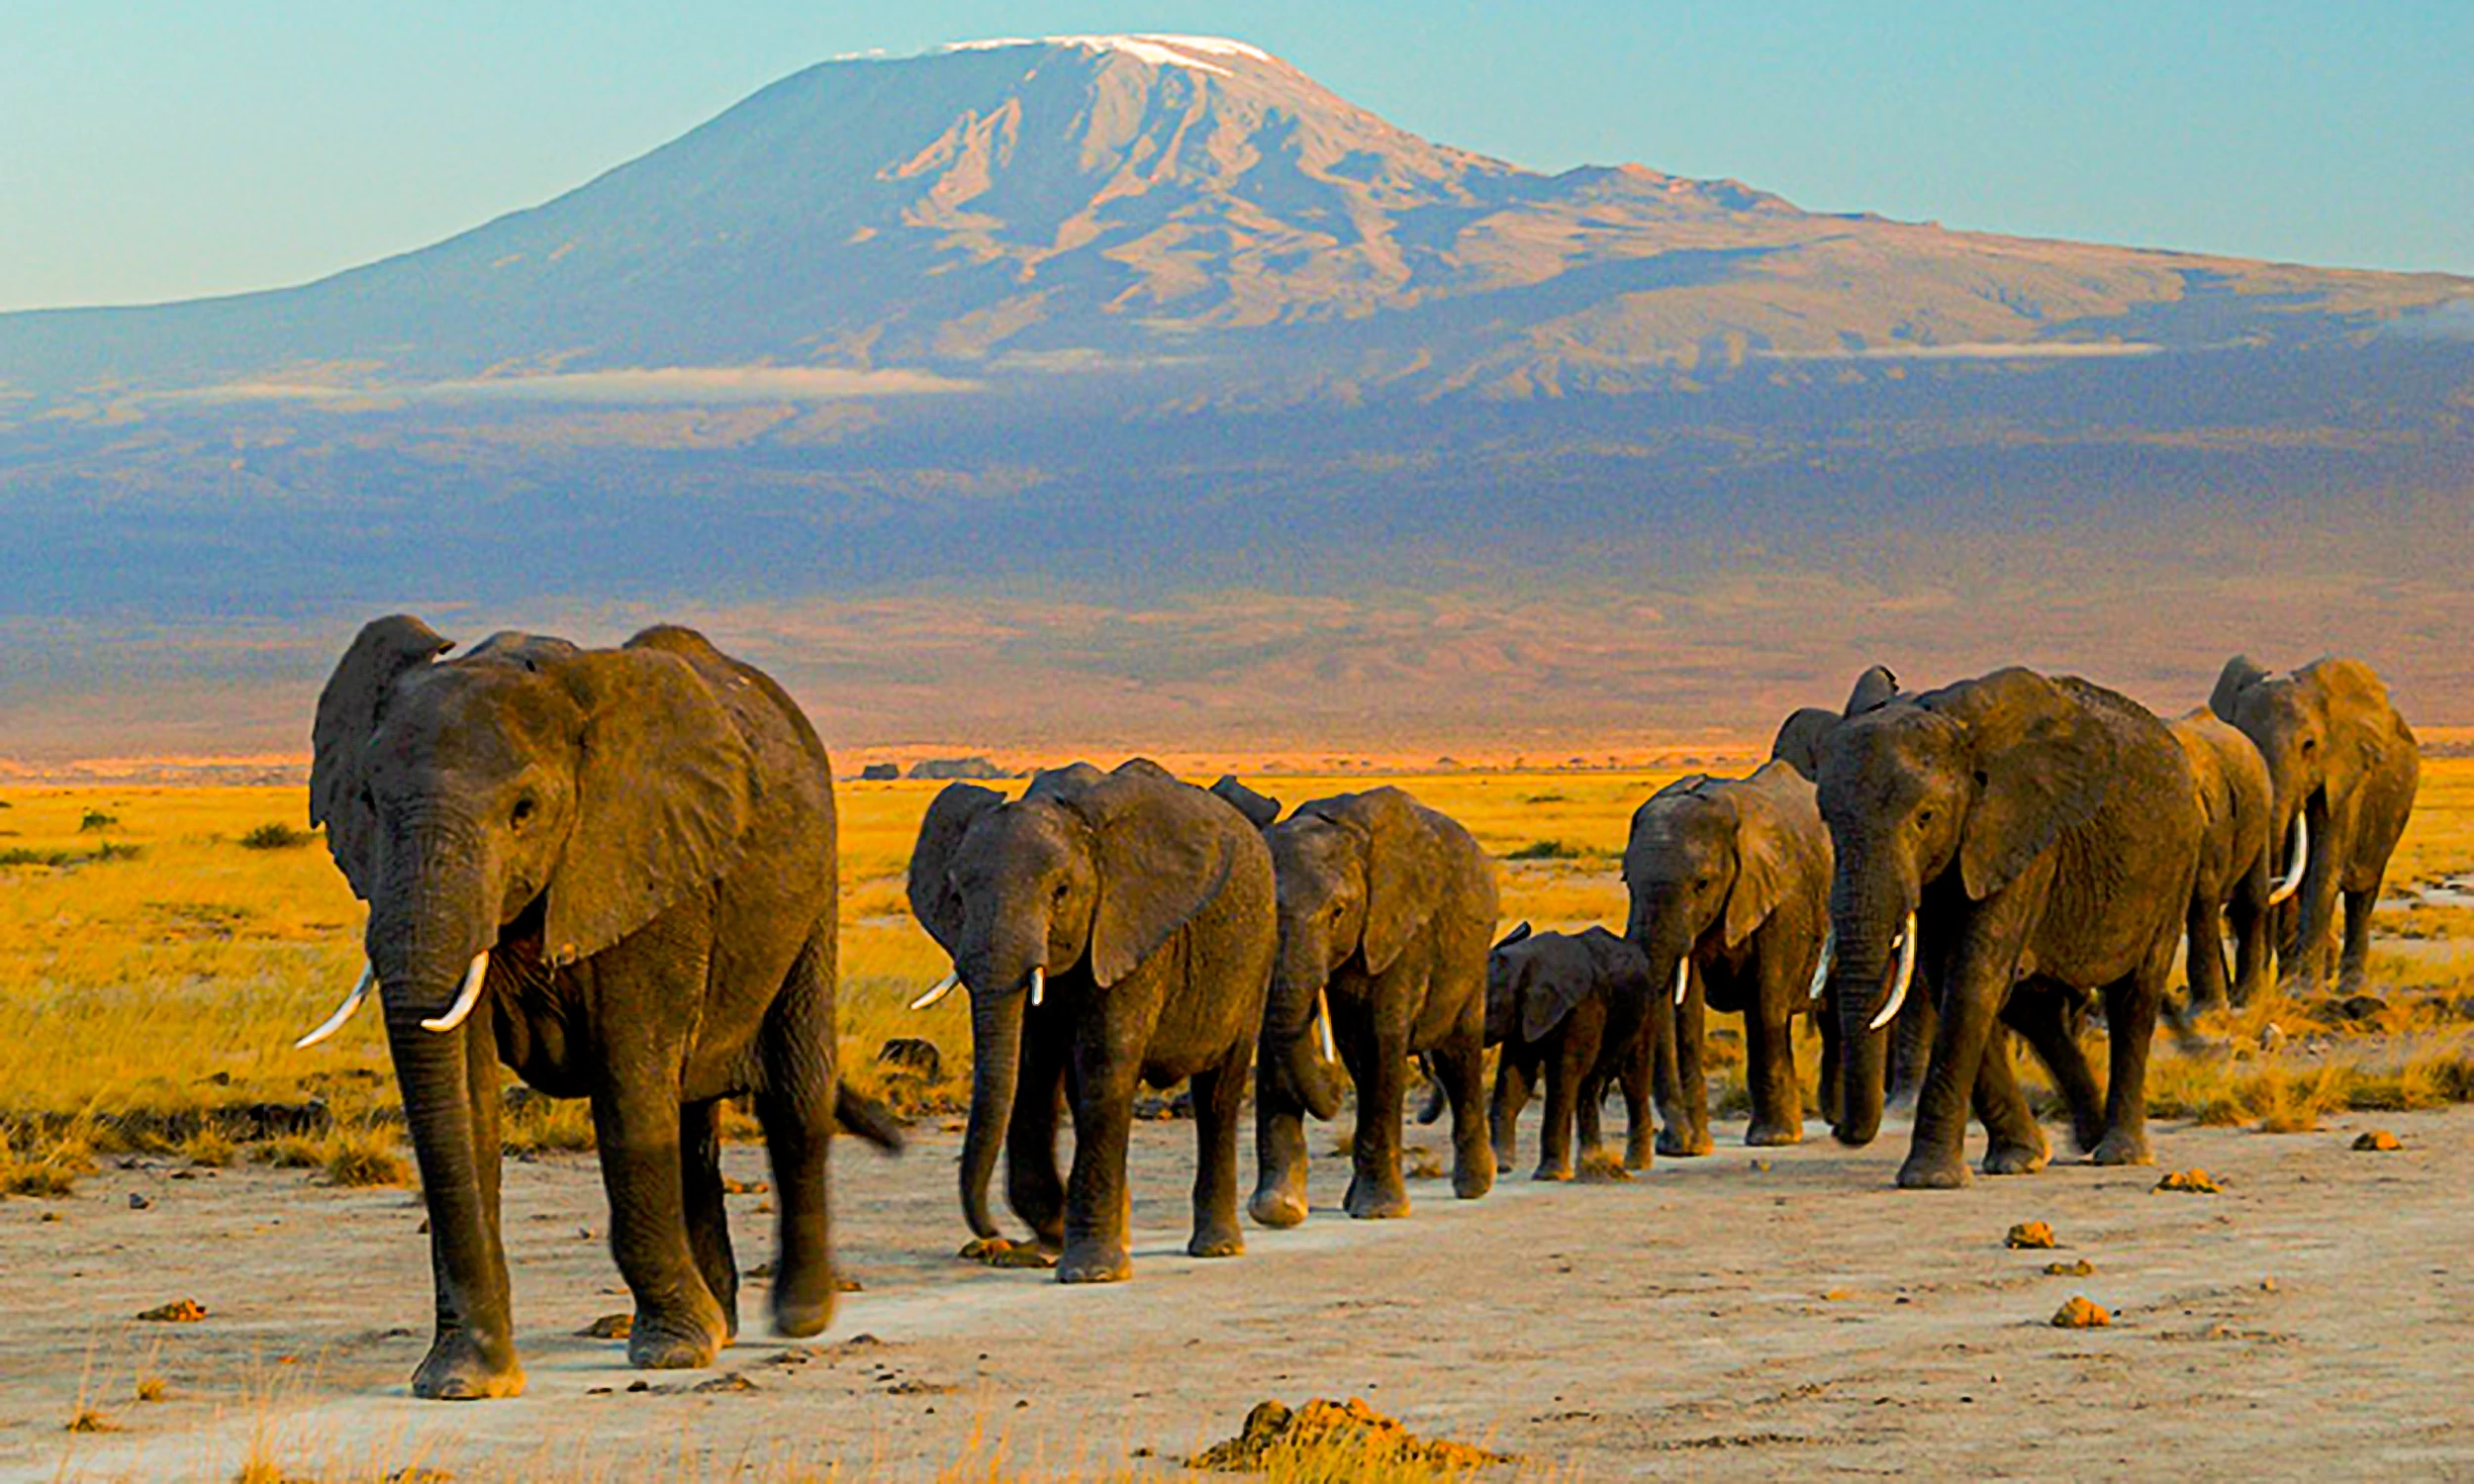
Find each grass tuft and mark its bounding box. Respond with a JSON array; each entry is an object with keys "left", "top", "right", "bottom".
[{"left": 238, "top": 822, "right": 314, "bottom": 851}]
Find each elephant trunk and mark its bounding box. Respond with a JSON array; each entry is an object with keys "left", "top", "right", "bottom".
[
  {"left": 959, "top": 984, "right": 1026, "bottom": 1241},
  {"left": 1825, "top": 865, "right": 1909, "bottom": 1147},
  {"left": 1627, "top": 886, "right": 1704, "bottom": 1016},
  {"left": 1266, "top": 929, "right": 1342, "bottom": 1120}
]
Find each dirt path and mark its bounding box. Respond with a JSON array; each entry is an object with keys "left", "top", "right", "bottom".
[{"left": 9, "top": 1105, "right": 2472, "bottom": 1481}]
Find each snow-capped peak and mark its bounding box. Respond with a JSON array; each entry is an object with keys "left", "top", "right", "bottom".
[{"left": 937, "top": 34, "right": 1273, "bottom": 77}]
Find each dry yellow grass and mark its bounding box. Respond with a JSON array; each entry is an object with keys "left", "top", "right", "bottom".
[{"left": 5, "top": 761, "right": 2473, "bottom": 1173}]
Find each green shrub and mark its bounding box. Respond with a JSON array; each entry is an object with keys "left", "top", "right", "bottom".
[{"left": 238, "top": 822, "right": 313, "bottom": 851}]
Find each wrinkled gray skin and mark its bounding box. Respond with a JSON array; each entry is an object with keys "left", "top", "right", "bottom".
[
  {"left": 2209, "top": 657, "right": 2421, "bottom": 994},
  {"left": 1817, "top": 667, "right": 2204, "bottom": 1189},
  {"left": 906, "top": 759, "right": 1275, "bottom": 1282},
  {"left": 1454, "top": 923, "right": 1664, "bottom": 1178},
  {"left": 2170, "top": 709, "right": 2276, "bottom": 1009},
  {"left": 311, "top": 618, "right": 901, "bottom": 1401},
  {"left": 1624, "top": 763, "right": 1836, "bottom": 1152},
  {"left": 1245, "top": 787, "right": 1498, "bottom": 1226}
]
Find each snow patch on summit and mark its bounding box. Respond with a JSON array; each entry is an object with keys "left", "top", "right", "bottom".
[{"left": 937, "top": 34, "right": 1273, "bottom": 76}]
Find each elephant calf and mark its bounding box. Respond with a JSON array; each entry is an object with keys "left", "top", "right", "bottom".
[
  {"left": 1438, "top": 922, "right": 1662, "bottom": 1179},
  {"left": 2170, "top": 708, "right": 2279, "bottom": 1009}
]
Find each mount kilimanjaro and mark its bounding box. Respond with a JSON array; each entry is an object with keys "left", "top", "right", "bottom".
[{"left": 2, "top": 36, "right": 2470, "bottom": 758}]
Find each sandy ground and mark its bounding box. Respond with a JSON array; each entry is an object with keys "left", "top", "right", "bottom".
[{"left": 8, "top": 1102, "right": 2474, "bottom": 1482}]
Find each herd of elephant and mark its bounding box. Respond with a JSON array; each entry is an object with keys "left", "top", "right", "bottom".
[{"left": 293, "top": 615, "right": 2418, "bottom": 1399}]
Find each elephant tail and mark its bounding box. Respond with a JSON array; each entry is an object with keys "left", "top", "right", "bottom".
[
  {"left": 835, "top": 1083, "right": 907, "bottom": 1154},
  {"left": 1413, "top": 1054, "right": 1446, "bottom": 1125}
]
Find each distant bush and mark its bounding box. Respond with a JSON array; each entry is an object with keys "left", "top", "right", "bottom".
[
  {"left": 0, "top": 843, "right": 141, "bottom": 868},
  {"left": 859, "top": 763, "right": 901, "bottom": 782},
  {"left": 1506, "top": 839, "right": 1584, "bottom": 861},
  {"left": 78, "top": 810, "right": 119, "bottom": 832},
  {"left": 238, "top": 822, "right": 313, "bottom": 851},
  {"left": 908, "top": 756, "right": 1005, "bottom": 781}
]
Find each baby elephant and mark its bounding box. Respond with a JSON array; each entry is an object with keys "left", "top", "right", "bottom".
[{"left": 1428, "top": 922, "right": 1663, "bottom": 1179}]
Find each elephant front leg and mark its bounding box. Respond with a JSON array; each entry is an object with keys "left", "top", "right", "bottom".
[
  {"left": 1898, "top": 918, "right": 2023, "bottom": 1190},
  {"left": 680, "top": 1100, "right": 739, "bottom": 1341},
  {"left": 2090, "top": 968, "right": 2162, "bottom": 1167},
  {"left": 1340, "top": 1024, "right": 1412, "bottom": 1220},
  {"left": 1058, "top": 1034, "right": 1142, "bottom": 1283},
  {"left": 390, "top": 1008, "right": 523, "bottom": 1401},
  {"left": 2338, "top": 887, "right": 2378, "bottom": 994},
  {"left": 1744, "top": 1000, "right": 1804, "bottom": 1147},
  {"left": 1658, "top": 972, "right": 1714, "bottom": 1157},
  {"left": 591, "top": 1078, "right": 729, "bottom": 1369},
  {"left": 1532, "top": 1032, "right": 1578, "bottom": 1180},
  {"left": 1488, "top": 1052, "right": 1530, "bottom": 1171},
  {"left": 1429, "top": 1026, "right": 1494, "bottom": 1200},
  {"left": 1618, "top": 1029, "right": 1657, "bottom": 1169},
  {"left": 755, "top": 937, "right": 839, "bottom": 1339},
  {"left": 1969, "top": 1026, "right": 2049, "bottom": 1176},
  {"left": 1186, "top": 1040, "right": 1251, "bottom": 1258}
]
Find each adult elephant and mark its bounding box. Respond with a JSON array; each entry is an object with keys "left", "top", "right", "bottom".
[
  {"left": 2170, "top": 709, "right": 2281, "bottom": 1009},
  {"left": 1623, "top": 763, "right": 1835, "bottom": 1151},
  {"left": 1247, "top": 787, "right": 1497, "bottom": 1227},
  {"left": 304, "top": 617, "right": 900, "bottom": 1400},
  {"left": 905, "top": 759, "right": 1275, "bottom": 1283},
  {"left": 1817, "top": 667, "right": 2203, "bottom": 1189},
  {"left": 2208, "top": 657, "right": 2420, "bottom": 993}
]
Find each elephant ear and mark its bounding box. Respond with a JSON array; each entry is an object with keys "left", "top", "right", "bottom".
[
  {"left": 1354, "top": 788, "right": 1448, "bottom": 975},
  {"left": 1209, "top": 775, "right": 1284, "bottom": 831},
  {"left": 1721, "top": 788, "right": 1794, "bottom": 950},
  {"left": 906, "top": 784, "right": 1006, "bottom": 955},
  {"left": 1519, "top": 941, "right": 1594, "bottom": 1044},
  {"left": 310, "top": 614, "right": 453, "bottom": 899},
  {"left": 1651, "top": 773, "right": 1710, "bottom": 801},
  {"left": 1494, "top": 919, "right": 1534, "bottom": 951},
  {"left": 540, "top": 646, "right": 754, "bottom": 966},
  {"left": 1769, "top": 708, "right": 1837, "bottom": 782},
  {"left": 1483, "top": 946, "right": 1525, "bottom": 1044},
  {"left": 1845, "top": 665, "right": 1900, "bottom": 716},
  {"left": 2210, "top": 655, "right": 2268, "bottom": 721},
  {"left": 1024, "top": 762, "right": 1105, "bottom": 803},
  {"left": 1946, "top": 674, "right": 2121, "bottom": 901},
  {"left": 1088, "top": 783, "right": 1238, "bottom": 987}
]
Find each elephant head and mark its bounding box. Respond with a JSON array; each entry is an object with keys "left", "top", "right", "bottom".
[
  {"left": 1485, "top": 924, "right": 1651, "bottom": 1045},
  {"left": 2208, "top": 656, "right": 2391, "bottom": 918},
  {"left": 306, "top": 617, "right": 754, "bottom": 1373},
  {"left": 1622, "top": 767, "right": 1815, "bottom": 1012},
  {"left": 1260, "top": 788, "right": 1440, "bottom": 1120},
  {"left": 1815, "top": 668, "right": 2118, "bottom": 1145},
  {"left": 906, "top": 761, "right": 1239, "bottom": 1239}
]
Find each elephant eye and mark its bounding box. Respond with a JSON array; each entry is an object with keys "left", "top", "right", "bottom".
[
  {"left": 511, "top": 795, "right": 538, "bottom": 828},
  {"left": 1916, "top": 808, "right": 1935, "bottom": 828}
]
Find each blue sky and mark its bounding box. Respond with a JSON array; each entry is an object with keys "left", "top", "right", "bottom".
[{"left": 4, "top": 1, "right": 2467, "bottom": 312}]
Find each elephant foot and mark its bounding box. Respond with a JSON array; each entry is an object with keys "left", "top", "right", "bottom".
[
  {"left": 627, "top": 1298, "right": 728, "bottom": 1371},
  {"left": 1745, "top": 1118, "right": 1805, "bottom": 1148},
  {"left": 1248, "top": 1174, "right": 1308, "bottom": 1230},
  {"left": 1056, "top": 1242, "right": 1133, "bottom": 1284},
  {"left": 411, "top": 1331, "right": 524, "bottom": 1402},
  {"left": 1656, "top": 1126, "right": 1714, "bottom": 1158},
  {"left": 770, "top": 1261, "right": 835, "bottom": 1340},
  {"left": 1982, "top": 1139, "right": 2050, "bottom": 1176},
  {"left": 1895, "top": 1152, "right": 1973, "bottom": 1190},
  {"left": 1187, "top": 1226, "right": 1245, "bottom": 1259},
  {"left": 1343, "top": 1174, "right": 1412, "bottom": 1221},
  {"left": 1624, "top": 1137, "right": 1657, "bottom": 1171},
  {"left": 2089, "top": 1129, "right": 2153, "bottom": 1167},
  {"left": 1531, "top": 1161, "right": 1573, "bottom": 1182},
  {"left": 1454, "top": 1143, "right": 1494, "bottom": 1201}
]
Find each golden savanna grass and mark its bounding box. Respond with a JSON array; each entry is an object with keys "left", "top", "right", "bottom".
[{"left": 5, "top": 762, "right": 2474, "bottom": 1185}]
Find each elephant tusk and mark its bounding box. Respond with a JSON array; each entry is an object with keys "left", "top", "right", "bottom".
[
  {"left": 1672, "top": 956, "right": 1692, "bottom": 1008},
  {"left": 1029, "top": 965, "right": 1044, "bottom": 1009},
  {"left": 1869, "top": 914, "right": 1917, "bottom": 1032},
  {"left": 2266, "top": 813, "right": 2309, "bottom": 906},
  {"left": 295, "top": 962, "right": 377, "bottom": 1049},
  {"left": 909, "top": 971, "right": 961, "bottom": 1010},
  {"left": 1316, "top": 988, "right": 1337, "bottom": 1063},
  {"left": 1808, "top": 927, "right": 1835, "bottom": 1002},
  {"left": 421, "top": 951, "right": 491, "bottom": 1034}
]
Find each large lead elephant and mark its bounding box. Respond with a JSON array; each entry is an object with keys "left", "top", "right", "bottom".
[
  {"left": 2169, "top": 708, "right": 2279, "bottom": 1009},
  {"left": 304, "top": 617, "right": 899, "bottom": 1400},
  {"left": 1247, "top": 787, "right": 1497, "bottom": 1227},
  {"left": 1817, "top": 667, "right": 2203, "bottom": 1189},
  {"left": 905, "top": 759, "right": 1275, "bottom": 1283},
  {"left": 2208, "top": 657, "right": 2420, "bottom": 993}
]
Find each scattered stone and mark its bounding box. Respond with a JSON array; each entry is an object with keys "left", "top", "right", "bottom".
[
  {"left": 886, "top": 1378, "right": 954, "bottom": 1395},
  {"left": 836, "top": 1275, "right": 864, "bottom": 1293},
  {"left": 580, "top": 1313, "right": 632, "bottom": 1340},
  {"left": 721, "top": 1177, "right": 769, "bottom": 1196},
  {"left": 1575, "top": 1150, "right": 1632, "bottom": 1184},
  {"left": 2050, "top": 1296, "right": 2111, "bottom": 1329},
  {"left": 127, "top": 1193, "right": 151, "bottom": 1211},
  {"left": 2006, "top": 1221, "right": 2057, "bottom": 1250},
  {"left": 2045, "top": 1259, "right": 2097, "bottom": 1277},
  {"left": 1822, "top": 1288, "right": 1854, "bottom": 1302},
  {"left": 42, "top": 1212, "right": 61, "bottom": 1223},
  {"left": 760, "top": 1347, "right": 818, "bottom": 1368},
  {"left": 842, "top": 1333, "right": 882, "bottom": 1348},
  {"left": 1188, "top": 1398, "right": 1511, "bottom": 1473},
  {"left": 2260, "top": 1277, "right": 2280, "bottom": 1292},
  {"left": 170, "top": 1169, "right": 195, "bottom": 1181},
  {"left": 2154, "top": 1169, "right": 2223, "bottom": 1194},
  {"left": 586, "top": 1386, "right": 614, "bottom": 1395},
  {"left": 625, "top": 1380, "right": 652, "bottom": 1393},
  {"left": 2336, "top": 993, "right": 2387, "bottom": 1022},
  {"left": 1750, "top": 1159, "right": 1772, "bottom": 1172},
  {"left": 2352, "top": 1130, "right": 2403, "bottom": 1152},
  {"left": 742, "top": 1262, "right": 774, "bottom": 1280},
  {"left": 137, "top": 1299, "right": 207, "bottom": 1324},
  {"left": 694, "top": 1371, "right": 758, "bottom": 1394}
]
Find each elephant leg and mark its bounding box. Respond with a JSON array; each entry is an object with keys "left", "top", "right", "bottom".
[
  {"left": 1886, "top": 983, "right": 1937, "bottom": 1113},
  {"left": 1649, "top": 989, "right": 1688, "bottom": 1153},
  {"left": 2091, "top": 964, "right": 2162, "bottom": 1167},
  {"left": 1619, "top": 1029, "right": 1657, "bottom": 1169},
  {"left": 592, "top": 1078, "right": 728, "bottom": 1369},
  {"left": 1898, "top": 906, "right": 2029, "bottom": 1190},
  {"left": 2228, "top": 882, "right": 2271, "bottom": 1006},
  {"left": 1340, "top": 1018, "right": 1412, "bottom": 1220},
  {"left": 1658, "top": 974, "right": 1715, "bottom": 1157},
  {"left": 1058, "top": 1027, "right": 1142, "bottom": 1283},
  {"left": 1186, "top": 1039, "right": 1252, "bottom": 1258},
  {"left": 1249, "top": 1056, "right": 1312, "bottom": 1231},
  {"left": 2004, "top": 983, "right": 2105, "bottom": 1155},
  {"left": 1534, "top": 1034, "right": 1577, "bottom": 1181},
  {"left": 2338, "top": 886, "right": 2378, "bottom": 993},
  {"left": 1817, "top": 1009, "right": 1844, "bottom": 1131},
  {"left": 680, "top": 1099, "right": 739, "bottom": 1341},
  {"left": 1489, "top": 1052, "right": 1531, "bottom": 1171},
  {"left": 1431, "top": 1023, "right": 1494, "bottom": 1200},
  {"left": 754, "top": 933, "right": 837, "bottom": 1339},
  {"left": 2184, "top": 892, "right": 2231, "bottom": 1012},
  {"left": 1971, "top": 1026, "right": 2049, "bottom": 1176},
  {"left": 1573, "top": 1057, "right": 1611, "bottom": 1167},
  {"left": 1007, "top": 1019, "right": 1070, "bottom": 1252},
  {"left": 1744, "top": 999, "right": 1803, "bottom": 1147},
  {"left": 402, "top": 1010, "right": 522, "bottom": 1400}
]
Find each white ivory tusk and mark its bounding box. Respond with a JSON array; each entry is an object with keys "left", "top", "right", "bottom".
[
  {"left": 908, "top": 971, "right": 961, "bottom": 1010},
  {"left": 296, "top": 963, "right": 377, "bottom": 1049},
  {"left": 1672, "top": 956, "right": 1692, "bottom": 1008},
  {"left": 421, "top": 951, "right": 491, "bottom": 1033},
  {"left": 1869, "top": 915, "right": 1917, "bottom": 1032},
  {"left": 1808, "top": 927, "right": 1835, "bottom": 1002},
  {"left": 1316, "top": 988, "right": 1337, "bottom": 1062},
  {"left": 2266, "top": 813, "right": 2309, "bottom": 906},
  {"left": 1029, "top": 965, "right": 1045, "bottom": 1008}
]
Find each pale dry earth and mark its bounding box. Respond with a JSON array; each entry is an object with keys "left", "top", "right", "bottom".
[{"left": 7, "top": 1101, "right": 2472, "bottom": 1482}]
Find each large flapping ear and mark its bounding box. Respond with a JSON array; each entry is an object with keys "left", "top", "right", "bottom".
[
  {"left": 2210, "top": 655, "right": 2268, "bottom": 721},
  {"left": 906, "top": 784, "right": 1006, "bottom": 955},
  {"left": 2307, "top": 658, "right": 2397, "bottom": 797},
  {"left": 1939, "top": 671, "right": 2121, "bottom": 901},
  {"left": 539, "top": 646, "right": 754, "bottom": 965},
  {"left": 1519, "top": 941, "right": 1594, "bottom": 1044},
  {"left": 1209, "top": 775, "right": 1285, "bottom": 830},
  {"left": 1845, "top": 665, "right": 1900, "bottom": 716},
  {"left": 1087, "top": 779, "right": 1239, "bottom": 987},
  {"left": 1483, "top": 944, "right": 1525, "bottom": 1044},
  {"left": 309, "top": 614, "right": 453, "bottom": 899},
  {"left": 1721, "top": 788, "right": 1793, "bottom": 950},
  {"left": 1346, "top": 788, "right": 1448, "bottom": 975}
]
